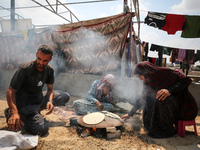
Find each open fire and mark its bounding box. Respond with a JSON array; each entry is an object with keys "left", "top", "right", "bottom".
[
  {"left": 76, "top": 125, "right": 107, "bottom": 138},
  {"left": 70, "top": 112, "right": 124, "bottom": 139},
  {"left": 74, "top": 123, "right": 123, "bottom": 139}
]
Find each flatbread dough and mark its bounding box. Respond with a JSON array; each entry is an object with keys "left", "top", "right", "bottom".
[
  {"left": 83, "top": 112, "right": 105, "bottom": 125},
  {"left": 101, "top": 111, "right": 120, "bottom": 119}
]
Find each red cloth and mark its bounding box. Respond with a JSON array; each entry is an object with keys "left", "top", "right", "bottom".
[
  {"left": 161, "top": 14, "right": 185, "bottom": 34},
  {"left": 152, "top": 57, "right": 156, "bottom": 64}
]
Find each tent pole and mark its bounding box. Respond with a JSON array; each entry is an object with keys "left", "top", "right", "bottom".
[{"left": 11, "top": 0, "right": 15, "bottom": 31}]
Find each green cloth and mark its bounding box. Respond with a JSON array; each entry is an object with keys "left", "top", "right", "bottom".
[
  {"left": 163, "top": 46, "right": 171, "bottom": 55},
  {"left": 181, "top": 15, "right": 200, "bottom": 38}
]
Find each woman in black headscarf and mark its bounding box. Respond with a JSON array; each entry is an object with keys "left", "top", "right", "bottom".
[{"left": 122, "top": 61, "right": 198, "bottom": 138}]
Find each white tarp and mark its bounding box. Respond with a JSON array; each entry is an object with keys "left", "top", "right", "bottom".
[{"left": 0, "top": 130, "right": 38, "bottom": 150}]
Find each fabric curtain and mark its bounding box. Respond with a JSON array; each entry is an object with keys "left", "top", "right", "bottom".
[{"left": 52, "top": 13, "right": 134, "bottom": 75}]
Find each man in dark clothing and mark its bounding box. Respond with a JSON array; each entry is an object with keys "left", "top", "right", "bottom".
[{"left": 5, "top": 45, "right": 70, "bottom": 137}]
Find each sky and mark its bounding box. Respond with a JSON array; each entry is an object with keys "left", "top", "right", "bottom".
[{"left": 0, "top": 0, "right": 200, "bottom": 60}]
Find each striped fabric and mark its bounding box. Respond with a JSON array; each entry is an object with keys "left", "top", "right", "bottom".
[{"left": 52, "top": 13, "right": 134, "bottom": 74}]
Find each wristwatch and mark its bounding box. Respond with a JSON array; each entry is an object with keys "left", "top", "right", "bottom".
[{"left": 48, "top": 100, "right": 53, "bottom": 103}]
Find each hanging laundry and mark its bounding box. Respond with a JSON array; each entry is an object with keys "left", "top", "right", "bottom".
[
  {"left": 149, "top": 44, "right": 163, "bottom": 66},
  {"left": 150, "top": 44, "right": 161, "bottom": 51},
  {"left": 161, "top": 14, "right": 185, "bottom": 34},
  {"left": 136, "top": 43, "right": 142, "bottom": 63},
  {"left": 144, "top": 11, "right": 166, "bottom": 29},
  {"left": 141, "top": 42, "right": 145, "bottom": 60},
  {"left": 176, "top": 49, "right": 186, "bottom": 62},
  {"left": 182, "top": 49, "right": 194, "bottom": 76},
  {"left": 195, "top": 50, "right": 200, "bottom": 62},
  {"left": 155, "top": 58, "right": 159, "bottom": 66},
  {"left": 143, "top": 42, "right": 149, "bottom": 61},
  {"left": 183, "top": 49, "right": 195, "bottom": 64},
  {"left": 28, "top": 29, "right": 35, "bottom": 43},
  {"left": 171, "top": 48, "right": 179, "bottom": 63},
  {"left": 152, "top": 57, "right": 157, "bottom": 64},
  {"left": 158, "top": 47, "right": 163, "bottom": 66},
  {"left": 22, "top": 30, "right": 28, "bottom": 41},
  {"left": 147, "top": 57, "right": 152, "bottom": 63},
  {"left": 181, "top": 15, "right": 200, "bottom": 38},
  {"left": 150, "top": 44, "right": 172, "bottom": 55},
  {"left": 163, "top": 46, "right": 172, "bottom": 55}
]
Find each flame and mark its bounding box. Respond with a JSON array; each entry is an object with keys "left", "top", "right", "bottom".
[
  {"left": 85, "top": 127, "right": 97, "bottom": 136},
  {"left": 86, "top": 128, "right": 90, "bottom": 135},
  {"left": 92, "top": 127, "right": 97, "bottom": 132}
]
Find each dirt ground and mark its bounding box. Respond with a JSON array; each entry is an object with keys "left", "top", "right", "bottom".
[{"left": 0, "top": 88, "right": 200, "bottom": 150}]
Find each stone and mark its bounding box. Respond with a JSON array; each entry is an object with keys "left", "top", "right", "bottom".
[
  {"left": 106, "top": 127, "right": 117, "bottom": 132},
  {"left": 107, "top": 130, "right": 121, "bottom": 139}
]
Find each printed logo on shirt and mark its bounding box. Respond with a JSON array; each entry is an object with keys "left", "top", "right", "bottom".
[{"left": 37, "top": 81, "right": 43, "bottom": 86}]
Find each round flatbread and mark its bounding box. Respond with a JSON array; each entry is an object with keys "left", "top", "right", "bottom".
[{"left": 83, "top": 112, "right": 105, "bottom": 125}]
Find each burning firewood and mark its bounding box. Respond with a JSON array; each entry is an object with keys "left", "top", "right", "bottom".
[{"left": 80, "top": 128, "right": 91, "bottom": 138}]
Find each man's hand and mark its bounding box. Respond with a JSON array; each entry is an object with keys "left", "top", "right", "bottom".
[
  {"left": 46, "top": 101, "right": 54, "bottom": 115},
  {"left": 95, "top": 101, "right": 103, "bottom": 110},
  {"left": 8, "top": 113, "right": 21, "bottom": 131},
  {"left": 156, "top": 89, "right": 171, "bottom": 101}
]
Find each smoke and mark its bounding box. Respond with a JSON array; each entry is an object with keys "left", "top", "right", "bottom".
[
  {"left": 0, "top": 27, "right": 144, "bottom": 106},
  {"left": 50, "top": 48, "right": 66, "bottom": 77},
  {"left": 49, "top": 27, "right": 144, "bottom": 106},
  {"left": 67, "top": 28, "right": 121, "bottom": 75},
  {"left": 65, "top": 28, "right": 144, "bottom": 105},
  {"left": 0, "top": 41, "right": 36, "bottom": 70},
  {"left": 0, "top": 41, "right": 37, "bottom": 89},
  {"left": 113, "top": 76, "right": 144, "bottom": 105}
]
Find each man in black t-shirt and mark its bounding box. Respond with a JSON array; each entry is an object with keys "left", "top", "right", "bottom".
[{"left": 5, "top": 45, "right": 70, "bottom": 136}]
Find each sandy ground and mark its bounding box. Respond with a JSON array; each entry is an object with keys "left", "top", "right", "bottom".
[{"left": 0, "top": 89, "right": 200, "bottom": 150}]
